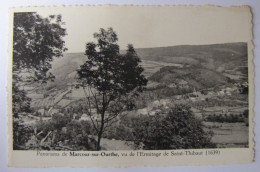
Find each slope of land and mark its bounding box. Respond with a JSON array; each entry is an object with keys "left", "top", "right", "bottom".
[
  {"left": 135, "top": 42, "right": 247, "bottom": 70},
  {"left": 148, "top": 65, "right": 231, "bottom": 90}
]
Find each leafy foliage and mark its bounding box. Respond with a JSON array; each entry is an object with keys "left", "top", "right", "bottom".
[
  {"left": 132, "top": 105, "right": 216, "bottom": 149},
  {"left": 34, "top": 114, "right": 95, "bottom": 150},
  {"left": 149, "top": 65, "right": 232, "bottom": 91},
  {"left": 12, "top": 82, "right": 31, "bottom": 118},
  {"left": 206, "top": 113, "right": 247, "bottom": 123},
  {"left": 13, "top": 119, "right": 33, "bottom": 150},
  {"left": 13, "top": 12, "right": 67, "bottom": 81},
  {"left": 12, "top": 12, "right": 67, "bottom": 149},
  {"left": 78, "top": 28, "right": 147, "bottom": 97},
  {"left": 77, "top": 28, "right": 147, "bottom": 150}
]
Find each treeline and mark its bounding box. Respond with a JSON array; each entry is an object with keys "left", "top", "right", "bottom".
[
  {"left": 148, "top": 65, "right": 233, "bottom": 90},
  {"left": 206, "top": 110, "right": 248, "bottom": 124},
  {"left": 190, "top": 97, "right": 247, "bottom": 109}
]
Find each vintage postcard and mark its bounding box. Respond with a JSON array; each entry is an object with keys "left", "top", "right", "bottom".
[{"left": 7, "top": 5, "right": 254, "bottom": 167}]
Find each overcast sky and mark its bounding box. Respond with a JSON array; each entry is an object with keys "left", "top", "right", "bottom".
[{"left": 32, "top": 5, "right": 252, "bottom": 53}]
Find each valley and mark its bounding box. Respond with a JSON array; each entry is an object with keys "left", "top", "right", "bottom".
[{"left": 19, "top": 42, "right": 249, "bottom": 150}]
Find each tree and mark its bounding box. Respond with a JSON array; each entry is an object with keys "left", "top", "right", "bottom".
[
  {"left": 12, "top": 12, "right": 67, "bottom": 149},
  {"left": 132, "top": 105, "right": 216, "bottom": 149},
  {"left": 77, "top": 28, "right": 147, "bottom": 150},
  {"left": 13, "top": 12, "right": 67, "bottom": 80}
]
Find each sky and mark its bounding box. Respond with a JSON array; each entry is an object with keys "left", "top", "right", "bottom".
[{"left": 28, "top": 5, "right": 252, "bottom": 53}]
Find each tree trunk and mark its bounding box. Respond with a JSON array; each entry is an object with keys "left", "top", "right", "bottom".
[
  {"left": 96, "top": 110, "right": 105, "bottom": 150},
  {"left": 97, "top": 130, "right": 102, "bottom": 150},
  {"left": 96, "top": 117, "right": 105, "bottom": 150},
  {"left": 96, "top": 94, "right": 106, "bottom": 150}
]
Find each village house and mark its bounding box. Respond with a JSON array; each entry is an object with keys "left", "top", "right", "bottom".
[
  {"left": 178, "top": 80, "right": 188, "bottom": 86},
  {"left": 189, "top": 97, "right": 196, "bottom": 102},
  {"left": 174, "top": 95, "right": 182, "bottom": 100},
  {"left": 79, "top": 113, "right": 89, "bottom": 121},
  {"left": 168, "top": 83, "right": 177, "bottom": 88},
  {"left": 217, "top": 90, "right": 225, "bottom": 96}
]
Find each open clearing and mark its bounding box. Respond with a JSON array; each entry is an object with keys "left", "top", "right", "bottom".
[{"left": 204, "top": 122, "right": 248, "bottom": 146}]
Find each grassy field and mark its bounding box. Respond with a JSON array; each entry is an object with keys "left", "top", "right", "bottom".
[{"left": 203, "top": 122, "right": 248, "bottom": 147}]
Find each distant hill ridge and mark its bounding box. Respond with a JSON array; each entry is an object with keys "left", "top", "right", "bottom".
[
  {"left": 59, "top": 42, "right": 247, "bottom": 71},
  {"left": 134, "top": 42, "right": 247, "bottom": 70},
  {"left": 48, "top": 42, "right": 247, "bottom": 91},
  {"left": 142, "top": 42, "right": 247, "bottom": 91}
]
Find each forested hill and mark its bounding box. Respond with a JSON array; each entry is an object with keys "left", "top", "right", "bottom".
[
  {"left": 143, "top": 43, "right": 248, "bottom": 90},
  {"left": 135, "top": 42, "right": 248, "bottom": 73},
  {"left": 148, "top": 65, "right": 232, "bottom": 91}
]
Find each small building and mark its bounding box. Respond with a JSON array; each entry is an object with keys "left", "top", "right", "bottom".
[
  {"left": 189, "top": 97, "right": 196, "bottom": 102},
  {"left": 179, "top": 80, "right": 188, "bottom": 86},
  {"left": 79, "top": 113, "right": 89, "bottom": 121},
  {"left": 226, "top": 91, "right": 232, "bottom": 96},
  {"left": 175, "top": 95, "right": 182, "bottom": 100},
  {"left": 61, "top": 127, "right": 67, "bottom": 134},
  {"left": 217, "top": 91, "right": 225, "bottom": 96},
  {"left": 200, "top": 97, "right": 205, "bottom": 101},
  {"left": 168, "top": 83, "right": 176, "bottom": 88},
  {"left": 226, "top": 87, "right": 232, "bottom": 91},
  {"left": 73, "top": 113, "right": 78, "bottom": 120}
]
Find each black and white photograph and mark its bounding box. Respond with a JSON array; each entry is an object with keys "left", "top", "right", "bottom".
[{"left": 11, "top": 6, "right": 251, "bottom": 153}]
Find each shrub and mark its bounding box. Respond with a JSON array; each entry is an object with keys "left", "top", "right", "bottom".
[
  {"left": 59, "top": 120, "right": 91, "bottom": 149},
  {"left": 34, "top": 114, "right": 95, "bottom": 150},
  {"left": 13, "top": 120, "right": 34, "bottom": 150},
  {"left": 102, "top": 122, "right": 134, "bottom": 141},
  {"left": 206, "top": 113, "right": 245, "bottom": 123},
  {"left": 132, "top": 104, "right": 215, "bottom": 149}
]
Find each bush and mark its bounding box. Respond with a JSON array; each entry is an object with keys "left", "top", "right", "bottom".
[
  {"left": 57, "top": 120, "right": 92, "bottom": 149},
  {"left": 132, "top": 105, "right": 215, "bottom": 149},
  {"left": 13, "top": 120, "right": 34, "bottom": 150},
  {"left": 206, "top": 113, "right": 245, "bottom": 123},
  {"left": 102, "top": 122, "right": 134, "bottom": 141},
  {"left": 33, "top": 114, "right": 95, "bottom": 150}
]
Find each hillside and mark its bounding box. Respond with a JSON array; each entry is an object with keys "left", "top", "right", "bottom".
[
  {"left": 46, "top": 42, "right": 247, "bottom": 92},
  {"left": 135, "top": 42, "right": 248, "bottom": 78},
  {"left": 148, "top": 65, "right": 232, "bottom": 91},
  {"left": 50, "top": 53, "right": 87, "bottom": 80},
  {"left": 46, "top": 53, "right": 87, "bottom": 90}
]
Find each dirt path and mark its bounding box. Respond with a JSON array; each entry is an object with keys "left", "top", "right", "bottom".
[{"left": 89, "top": 136, "right": 135, "bottom": 150}]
